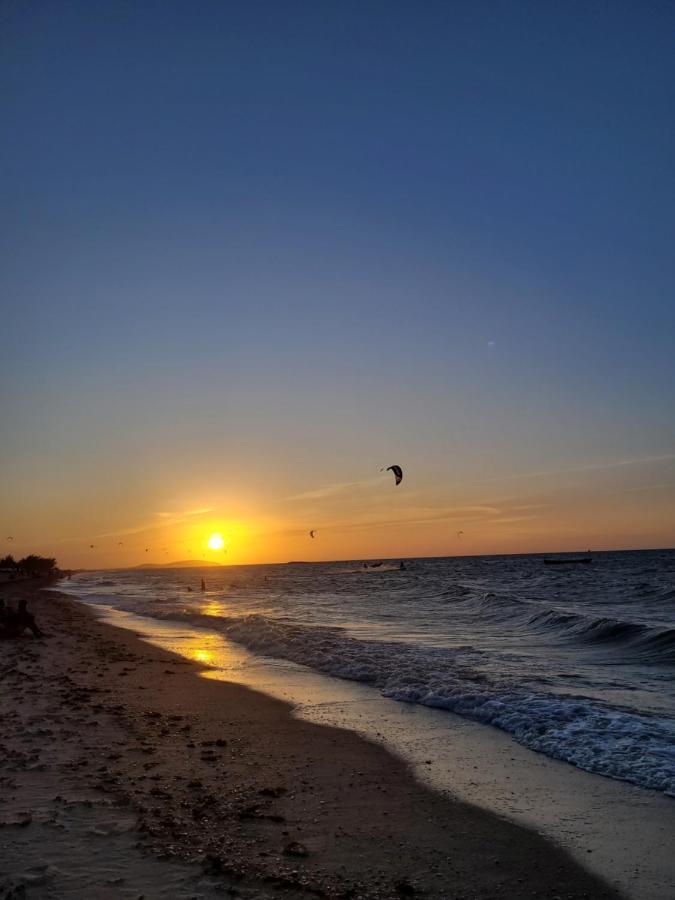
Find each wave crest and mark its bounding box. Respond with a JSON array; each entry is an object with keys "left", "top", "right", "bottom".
[{"left": 160, "top": 609, "right": 675, "bottom": 796}]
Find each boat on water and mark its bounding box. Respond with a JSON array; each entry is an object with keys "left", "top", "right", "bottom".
[{"left": 543, "top": 556, "right": 593, "bottom": 565}]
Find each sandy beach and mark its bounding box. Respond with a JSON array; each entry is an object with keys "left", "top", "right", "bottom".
[{"left": 0, "top": 580, "right": 624, "bottom": 899}]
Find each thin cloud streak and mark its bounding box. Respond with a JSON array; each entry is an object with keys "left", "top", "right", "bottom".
[
  {"left": 94, "top": 521, "right": 170, "bottom": 540},
  {"left": 487, "top": 515, "right": 539, "bottom": 525},
  {"left": 488, "top": 452, "right": 675, "bottom": 483},
  {"left": 621, "top": 482, "right": 675, "bottom": 493},
  {"left": 156, "top": 507, "right": 213, "bottom": 518},
  {"left": 264, "top": 504, "right": 506, "bottom": 539},
  {"left": 284, "top": 478, "right": 383, "bottom": 502},
  {"left": 95, "top": 507, "right": 215, "bottom": 539}
]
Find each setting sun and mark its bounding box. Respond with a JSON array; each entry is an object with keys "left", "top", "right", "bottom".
[{"left": 207, "top": 532, "right": 225, "bottom": 550}]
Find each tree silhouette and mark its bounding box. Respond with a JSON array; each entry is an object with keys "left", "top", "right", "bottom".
[{"left": 17, "top": 555, "right": 57, "bottom": 576}]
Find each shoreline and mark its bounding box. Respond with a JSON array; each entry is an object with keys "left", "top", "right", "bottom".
[
  {"left": 1, "top": 582, "right": 622, "bottom": 898},
  {"left": 84, "top": 597, "right": 675, "bottom": 900}
]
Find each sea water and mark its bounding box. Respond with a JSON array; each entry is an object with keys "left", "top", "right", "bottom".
[{"left": 61, "top": 550, "right": 675, "bottom": 797}]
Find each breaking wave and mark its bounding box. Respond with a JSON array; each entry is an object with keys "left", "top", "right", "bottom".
[
  {"left": 154, "top": 608, "right": 675, "bottom": 795},
  {"left": 526, "top": 609, "right": 675, "bottom": 662},
  {"left": 447, "top": 591, "right": 675, "bottom": 663}
]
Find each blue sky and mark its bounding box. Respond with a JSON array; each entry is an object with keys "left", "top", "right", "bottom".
[{"left": 2, "top": 1, "right": 674, "bottom": 565}]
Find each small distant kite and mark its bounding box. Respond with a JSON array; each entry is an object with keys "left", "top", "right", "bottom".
[
  {"left": 381, "top": 464, "right": 403, "bottom": 486},
  {"left": 145, "top": 548, "right": 149, "bottom": 553},
  {"left": 6, "top": 536, "right": 13, "bottom": 542},
  {"left": 89, "top": 544, "right": 96, "bottom": 549},
  {"left": 117, "top": 542, "right": 124, "bottom": 547},
  {"left": 309, "top": 530, "right": 317, "bottom": 539},
  {"left": 457, "top": 531, "right": 464, "bottom": 539}
]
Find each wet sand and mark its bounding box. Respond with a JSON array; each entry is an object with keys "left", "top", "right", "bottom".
[
  {"left": 88, "top": 606, "right": 674, "bottom": 898},
  {"left": 0, "top": 581, "right": 622, "bottom": 899}
]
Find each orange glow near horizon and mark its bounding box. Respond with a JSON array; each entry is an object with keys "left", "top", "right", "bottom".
[{"left": 6, "top": 452, "right": 675, "bottom": 570}]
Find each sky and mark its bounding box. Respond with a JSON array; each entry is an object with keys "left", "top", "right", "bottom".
[{"left": 1, "top": 0, "right": 674, "bottom": 568}]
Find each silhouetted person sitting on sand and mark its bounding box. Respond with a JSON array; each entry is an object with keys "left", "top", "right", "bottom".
[
  {"left": 0, "top": 598, "right": 16, "bottom": 638},
  {"left": 0, "top": 598, "right": 43, "bottom": 638},
  {"left": 15, "top": 599, "right": 43, "bottom": 637}
]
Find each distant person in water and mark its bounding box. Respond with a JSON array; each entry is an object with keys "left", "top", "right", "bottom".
[
  {"left": 187, "top": 585, "right": 193, "bottom": 592},
  {"left": 400, "top": 561, "right": 407, "bottom": 571},
  {"left": 200, "top": 578, "right": 206, "bottom": 592}
]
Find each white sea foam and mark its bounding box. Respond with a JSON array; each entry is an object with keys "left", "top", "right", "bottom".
[{"left": 217, "top": 613, "right": 675, "bottom": 795}]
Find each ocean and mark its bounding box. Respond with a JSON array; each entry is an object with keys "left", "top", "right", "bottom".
[{"left": 61, "top": 549, "right": 675, "bottom": 798}]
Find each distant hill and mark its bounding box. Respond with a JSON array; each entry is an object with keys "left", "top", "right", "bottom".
[{"left": 133, "top": 559, "right": 224, "bottom": 569}]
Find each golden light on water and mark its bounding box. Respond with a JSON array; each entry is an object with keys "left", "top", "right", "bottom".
[
  {"left": 207, "top": 532, "right": 225, "bottom": 550},
  {"left": 200, "top": 598, "right": 226, "bottom": 617}
]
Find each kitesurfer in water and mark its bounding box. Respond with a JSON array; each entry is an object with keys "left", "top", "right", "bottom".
[{"left": 200, "top": 578, "right": 206, "bottom": 592}]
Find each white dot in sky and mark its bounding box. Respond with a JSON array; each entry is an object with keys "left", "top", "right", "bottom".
[{"left": 487, "top": 340, "right": 495, "bottom": 347}]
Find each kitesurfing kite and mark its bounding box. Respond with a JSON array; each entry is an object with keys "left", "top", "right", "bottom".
[
  {"left": 457, "top": 530, "right": 464, "bottom": 539},
  {"left": 6, "top": 536, "right": 13, "bottom": 542},
  {"left": 89, "top": 544, "right": 96, "bottom": 549},
  {"left": 381, "top": 464, "right": 403, "bottom": 486},
  {"left": 117, "top": 542, "right": 124, "bottom": 547},
  {"left": 309, "top": 530, "right": 317, "bottom": 539}
]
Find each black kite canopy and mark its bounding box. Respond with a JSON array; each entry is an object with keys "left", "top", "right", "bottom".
[{"left": 382, "top": 464, "right": 403, "bottom": 486}]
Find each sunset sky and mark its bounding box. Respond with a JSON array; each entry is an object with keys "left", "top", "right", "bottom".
[{"left": 2, "top": 1, "right": 674, "bottom": 568}]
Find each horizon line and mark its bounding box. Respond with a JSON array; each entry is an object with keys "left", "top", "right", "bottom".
[{"left": 61, "top": 544, "right": 675, "bottom": 572}]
